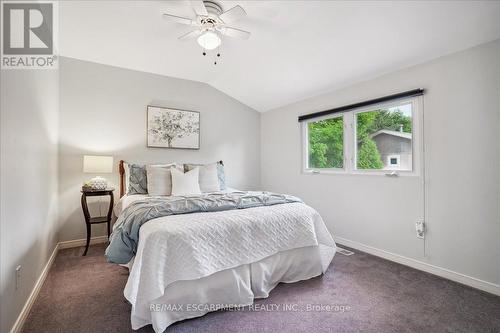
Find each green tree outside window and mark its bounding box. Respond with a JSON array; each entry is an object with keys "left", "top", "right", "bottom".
[{"left": 308, "top": 116, "right": 343, "bottom": 168}]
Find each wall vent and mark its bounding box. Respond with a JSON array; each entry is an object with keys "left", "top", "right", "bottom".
[{"left": 337, "top": 247, "right": 355, "bottom": 256}]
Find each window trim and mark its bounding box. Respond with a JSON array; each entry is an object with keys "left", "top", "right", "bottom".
[{"left": 301, "top": 96, "right": 423, "bottom": 177}]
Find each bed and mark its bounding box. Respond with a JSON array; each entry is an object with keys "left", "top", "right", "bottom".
[{"left": 107, "top": 161, "right": 336, "bottom": 332}]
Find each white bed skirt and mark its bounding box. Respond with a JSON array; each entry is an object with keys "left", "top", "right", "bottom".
[{"left": 130, "top": 244, "right": 335, "bottom": 332}]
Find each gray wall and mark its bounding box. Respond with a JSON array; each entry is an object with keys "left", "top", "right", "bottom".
[
  {"left": 58, "top": 57, "right": 261, "bottom": 242},
  {"left": 0, "top": 70, "right": 59, "bottom": 333},
  {"left": 2, "top": 40, "right": 499, "bottom": 333},
  {"left": 261, "top": 39, "right": 500, "bottom": 286}
]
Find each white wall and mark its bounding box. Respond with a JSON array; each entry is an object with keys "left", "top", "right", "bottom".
[
  {"left": 261, "top": 39, "right": 500, "bottom": 286},
  {"left": 0, "top": 70, "right": 59, "bottom": 333},
  {"left": 58, "top": 57, "right": 261, "bottom": 242}
]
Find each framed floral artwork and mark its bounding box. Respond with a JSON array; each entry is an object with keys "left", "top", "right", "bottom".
[{"left": 147, "top": 106, "right": 200, "bottom": 149}]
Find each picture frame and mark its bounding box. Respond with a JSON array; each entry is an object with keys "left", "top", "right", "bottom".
[{"left": 147, "top": 105, "right": 200, "bottom": 149}]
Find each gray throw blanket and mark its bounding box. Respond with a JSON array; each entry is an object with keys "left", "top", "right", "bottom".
[{"left": 105, "top": 191, "right": 301, "bottom": 264}]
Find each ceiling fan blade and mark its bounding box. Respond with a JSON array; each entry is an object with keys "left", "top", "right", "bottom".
[
  {"left": 178, "top": 30, "right": 202, "bottom": 41},
  {"left": 221, "top": 26, "right": 251, "bottom": 40},
  {"left": 219, "top": 5, "right": 246, "bottom": 23},
  {"left": 163, "top": 13, "right": 194, "bottom": 25},
  {"left": 190, "top": 0, "right": 208, "bottom": 16}
]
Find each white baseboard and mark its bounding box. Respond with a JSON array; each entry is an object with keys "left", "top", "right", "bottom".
[
  {"left": 334, "top": 236, "right": 500, "bottom": 296},
  {"left": 58, "top": 235, "right": 108, "bottom": 249},
  {"left": 9, "top": 243, "right": 59, "bottom": 333},
  {"left": 9, "top": 235, "right": 108, "bottom": 333}
]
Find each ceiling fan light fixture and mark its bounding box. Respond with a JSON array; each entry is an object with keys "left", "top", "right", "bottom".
[{"left": 197, "top": 31, "right": 221, "bottom": 50}]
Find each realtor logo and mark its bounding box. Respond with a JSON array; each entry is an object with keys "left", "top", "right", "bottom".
[{"left": 1, "top": 1, "right": 58, "bottom": 69}]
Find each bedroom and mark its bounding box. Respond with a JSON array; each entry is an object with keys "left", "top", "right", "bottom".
[{"left": 1, "top": 1, "right": 499, "bottom": 332}]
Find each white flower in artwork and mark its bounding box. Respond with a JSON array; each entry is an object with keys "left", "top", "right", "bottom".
[{"left": 148, "top": 107, "right": 200, "bottom": 148}]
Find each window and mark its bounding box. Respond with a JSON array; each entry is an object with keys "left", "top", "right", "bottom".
[
  {"left": 388, "top": 155, "right": 401, "bottom": 167},
  {"left": 306, "top": 115, "right": 343, "bottom": 169},
  {"left": 355, "top": 103, "right": 412, "bottom": 171},
  {"left": 302, "top": 97, "right": 421, "bottom": 175}
]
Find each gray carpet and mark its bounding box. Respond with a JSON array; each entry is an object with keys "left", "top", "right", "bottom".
[{"left": 22, "top": 243, "right": 500, "bottom": 333}]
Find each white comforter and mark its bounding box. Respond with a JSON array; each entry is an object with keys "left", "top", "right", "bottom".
[{"left": 123, "top": 201, "right": 336, "bottom": 329}]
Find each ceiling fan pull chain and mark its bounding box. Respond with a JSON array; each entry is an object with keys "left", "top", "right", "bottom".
[{"left": 214, "top": 43, "right": 222, "bottom": 65}]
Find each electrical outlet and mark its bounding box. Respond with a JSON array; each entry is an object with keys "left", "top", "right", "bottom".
[
  {"left": 15, "top": 265, "right": 22, "bottom": 290},
  {"left": 415, "top": 220, "right": 425, "bottom": 239}
]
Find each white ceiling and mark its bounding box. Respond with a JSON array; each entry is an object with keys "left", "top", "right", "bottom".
[{"left": 60, "top": 1, "right": 500, "bottom": 112}]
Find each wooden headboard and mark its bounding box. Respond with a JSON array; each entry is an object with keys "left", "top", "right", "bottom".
[
  {"left": 119, "top": 160, "right": 126, "bottom": 198},
  {"left": 119, "top": 160, "right": 224, "bottom": 198}
]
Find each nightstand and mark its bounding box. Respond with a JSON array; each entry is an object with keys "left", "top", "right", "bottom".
[{"left": 80, "top": 188, "right": 114, "bottom": 256}]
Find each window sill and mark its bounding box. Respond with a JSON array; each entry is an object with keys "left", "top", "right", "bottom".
[{"left": 302, "top": 169, "right": 420, "bottom": 177}]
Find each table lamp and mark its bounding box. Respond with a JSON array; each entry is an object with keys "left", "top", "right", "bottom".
[{"left": 83, "top": 155, "right": 113, "bottom": 190}]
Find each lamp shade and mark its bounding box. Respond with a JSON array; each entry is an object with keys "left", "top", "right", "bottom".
[{"left": 83, "top": 155, "right": 113, "bottom": 173}]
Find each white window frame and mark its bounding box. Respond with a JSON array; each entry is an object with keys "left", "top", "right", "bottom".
[
  {"left": 302, "top": 113, "right": 346, "bottom": 173},
  {"left": 302, "top": 96, "right": 423, "bottom": 177}
]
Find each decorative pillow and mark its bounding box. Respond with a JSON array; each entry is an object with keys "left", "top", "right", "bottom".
[
  {"left": 128, "top": 164, "right": 148, "bottom": 194},
  {"left": 124, "top": 162, "right": 130, "bottom": 194},
  {"left": 184, "top": 161, "right": 226, "bottom": 191},
  {"left": 171, "top": 167, "right": 202, "bottom": 196},
  {"left": 185, "top": 163, "right": 219, "bottom": 192},
  {"left": 216, "top": 162, "right": 226, "bottom": 190},
  {"left": 146, "top": 164, "right": 180, "bottom": 196}
]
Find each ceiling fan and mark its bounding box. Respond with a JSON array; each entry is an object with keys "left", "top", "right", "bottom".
[{"left": 163, "top": 0, "right": 250, "bottom": 60}]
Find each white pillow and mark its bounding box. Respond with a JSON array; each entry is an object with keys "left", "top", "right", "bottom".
[
  {"left": 171, "top": 167, "right": 202, "bottom": 196},
  {"left": 185, "top": 163, "right": 220, "bottom": 192},
  {"left": 146, "top": 164, "right": 179, "bottom": 196}
]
